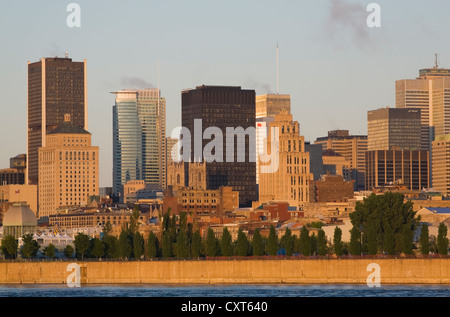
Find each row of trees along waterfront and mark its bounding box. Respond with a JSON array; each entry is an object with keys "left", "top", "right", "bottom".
[{"left": 1, "top": 193, "right": 449, "bottom": 260}]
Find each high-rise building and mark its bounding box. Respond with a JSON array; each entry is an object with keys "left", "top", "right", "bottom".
[
  {"left": 396, "top": 63, "right": 450, "bottom": 151},
  {"left": 112, "top": 89, "right": 166, "bottom": 199},
  {"left": 365, "top": 150, "right": 429, "bottom": 191},
  {"left": 432, "top": 134, "right": 450, "bottom": 196},
  {"left": 367, "top": 107, "right": 421, "bottom": 151},
  {"left": 27, "top": 56, "right": 87, "bottom": 185},
  {"left": 0, "top": 154, "right": 27, "bottom": 185},
  {"left": 181, "top": 85, "right": 257, "bottom": 207},
  {"left": 255, "top": 94, "right": 291, "bottom": 118},
  {"left": 314, "top": 130, "right": 367, "bottom": 190},
  {"left": 255, "top": 94, "right": 290, "bottom": 185},
  {"left": 38, "top": 115, "right": 99, "bottom": 218},
  {"left": 259, "top": 111, "right": 312, "bottom": 207}
]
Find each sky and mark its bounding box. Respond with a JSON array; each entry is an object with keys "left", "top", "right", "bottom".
[{"left": 0, "top": 0, "right": 449, "bottom": 188}]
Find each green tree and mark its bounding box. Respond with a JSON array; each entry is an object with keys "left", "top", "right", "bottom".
[
  {"left": 43, "top": 244, "right": 56, "bottom": 258},
  {"left": 317, "top": 229, "right": 328, "bottom": 256},
  {"left": 350, "top": 192, "right": 419, "bottom": 255},
  {"left": 129, "top": 205, "right": 140, "bottom": 233},
  {"left": 235, "top": 229, "right": 250, "bottom": 257},
  {"left": 191, "top": 230, "right": 202, "bottom": 258},
  {"left": 419, "top": 223, "right": 430, "bottom": 255},
  {"left": 64, "top": 245, "right": 75, "bottom": 258},
  {"left": 437, "top": 223, "right": 449, "bottom": 255},
  {"left": 146, "top": 231, "right": 159, "bottom": 259},
  {"left": 401, "top": 225, "right": 414, "bottom": 255},
  {"left": 118, "top": 229, "right": 132, "bottom": 259},
  {"left": 103, "top": 222, "right": 113, "bottom": 236},
  {"left": 91, "top": 237, "right": 105, "bottom": 259},
  {"left": 382, "top": 224, "right": 395, "bottom": 255},
  {"left": 349, "top": 226, "right": 361, "bottom": 256},
  {"left": 251, "top": 228, "right": 265, "bottom": 256},
  {"left": 299, "top": 226, "right": 311, "bottom": 256},
  {"left": 367, "top": 222, "right": 378, "bottom": 255},
  {"left": 161, "top": 231, "right": 173, "bottom": 259},
  {"left": 310, "top": 233, "right": 318, "bottom": 255},
  {"left": 176, "top": 228, "right": 189, "bottom": 259},
  {"left": 1, "top": 235, "right": 18, "bottom": 259},
  {"left": 74, "top": 232, "right": 91, "bottom": 260},
  {"left": 103, "top": 235, "right": 118, "bottom": 258},
  {"left": 20, "top": 234, "right": 40, "bottom": 259},
  {"left": 333, "top": 227, "right": 343, "bottom": 256},
  {"left": 205, "top": 228, "right": 219, "bottom": 257},
  {"left": 267, "top": 225, "right": 278, "bottom": 256},
  {"left": 220, "top": 227, "right": 233, "bottom": 257},
  {"left": 133, "top": 232, "right": 144, "bottom": 260},
  {"left": 281, "top": 228, "right": 294, "bottom": 256}
]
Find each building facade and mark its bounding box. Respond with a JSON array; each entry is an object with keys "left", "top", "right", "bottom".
[
  {"left": 28, "top": 56, "right": 87, "bottom": 185},
  {"left": 113, "top": 89, "right": 166, "bottom": 198},
  {"left": 365, "top": 150, "right": 429, "bottom": 191},
  {"left": 314, "top": 130, "right": 367, "bottom": 190},
  {"left": 367, "top": 107, "right": 421, "bottom": 151},
  {"left": 432, "top": 134, "right": 450, "bottom": 196},
  {"left": 181, "top": 85, "right": 257, "bottom": 207},
  {"left": 38, "top": 115, "right": 99, "bottom": 218},
  {"left": 259, "top": 111, "right": 312, "bottom": 208}
]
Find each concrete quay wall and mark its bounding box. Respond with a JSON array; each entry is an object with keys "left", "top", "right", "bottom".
[{"left": 0, "top": 258, "right": 449, "bottom": 285}]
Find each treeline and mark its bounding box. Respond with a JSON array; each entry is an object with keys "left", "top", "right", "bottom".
[{"left": 1, "top": 193, "right": 449, "bottom": 260}]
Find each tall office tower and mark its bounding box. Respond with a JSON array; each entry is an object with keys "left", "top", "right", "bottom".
[
  {"left": 367, "top": 107, "right": 421, "bottom": 151},
  {"left": 181, "top": 85, "right": 257, "bottom": 207},
  {"left": 259, "top": 111, "right": 312, "bottom": 207},
  {"left": 365, "top": 150, "right": 429, "bottom": 191},
  {"left": 432, "top": 135, "right": 450, "bottom": 195},
  {"left": 314, "top": 130, "right": 367, "bottom": 190},
  {"left": 256, "top": 94, "right": 291, "bottom": 118},
  {"left": 255, "top": 94, "right": 290, "bottom": 185},
  {"left": 38, "top": 115, "right": 99, "bottom": 218},
  {"left": 396, "top": 63, "right": 450, "bottom": 150},
  {"left": 27, "top": 56, "right": 87, "bottom": 185},
  {"left": 112, "top": 89, "right": 166, "bottom": 198}
]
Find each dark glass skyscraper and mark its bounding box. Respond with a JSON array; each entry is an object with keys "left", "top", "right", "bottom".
[
  {"left": 27, "top": 56, "right": 87, "bottom": 185},
  {"left": 181, "top": 85, "right": 257, "bottom": 207}
]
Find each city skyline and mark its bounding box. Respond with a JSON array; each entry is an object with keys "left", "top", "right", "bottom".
[{"left": 1, "top": 1, "right": 450, "bottom": 188}]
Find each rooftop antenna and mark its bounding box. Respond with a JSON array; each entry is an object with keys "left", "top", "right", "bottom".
[
  {"left": 276, "top": 42, "right": 279, "bottom": 95},
  {"left": 435, "top": 53, "right": 439, "bottom": 68}
]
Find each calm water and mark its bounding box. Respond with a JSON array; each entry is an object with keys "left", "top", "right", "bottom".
[{"left": 0, "top": 284, "right": 448, "bottom": 297}]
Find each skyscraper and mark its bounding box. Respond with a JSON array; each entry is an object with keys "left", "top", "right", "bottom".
[
  {"left": 112, "top": 89, "right": 166, "bottom": 199},
  {"left": 181, "top": 85, "right": 257, "bottom": 207},
  {"left": 255, "top": 94, "right": 291, "bottom": 185},
  {"left": 258, "top": 111, "right": 312, "bottom": 207},
  {"left": 27, "top": 56, "right": 87, "bottom": 185},
  {"left": 38, "top": 114, "right": 98, "bottom": 218},
  {"left": 396, "top": 63, "right": 450, "bottom": 150},
  {"left": 367, "top": 107, "right": 421, "bottom": 151}
]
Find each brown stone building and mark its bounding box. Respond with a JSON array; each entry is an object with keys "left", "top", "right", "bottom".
[{"left": 309, "top": 174, "right": 354, "bottom": 203}]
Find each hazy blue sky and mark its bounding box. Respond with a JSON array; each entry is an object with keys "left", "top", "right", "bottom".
[{"left": 1, "top": 0, "right": 449, "bottom": 187}]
